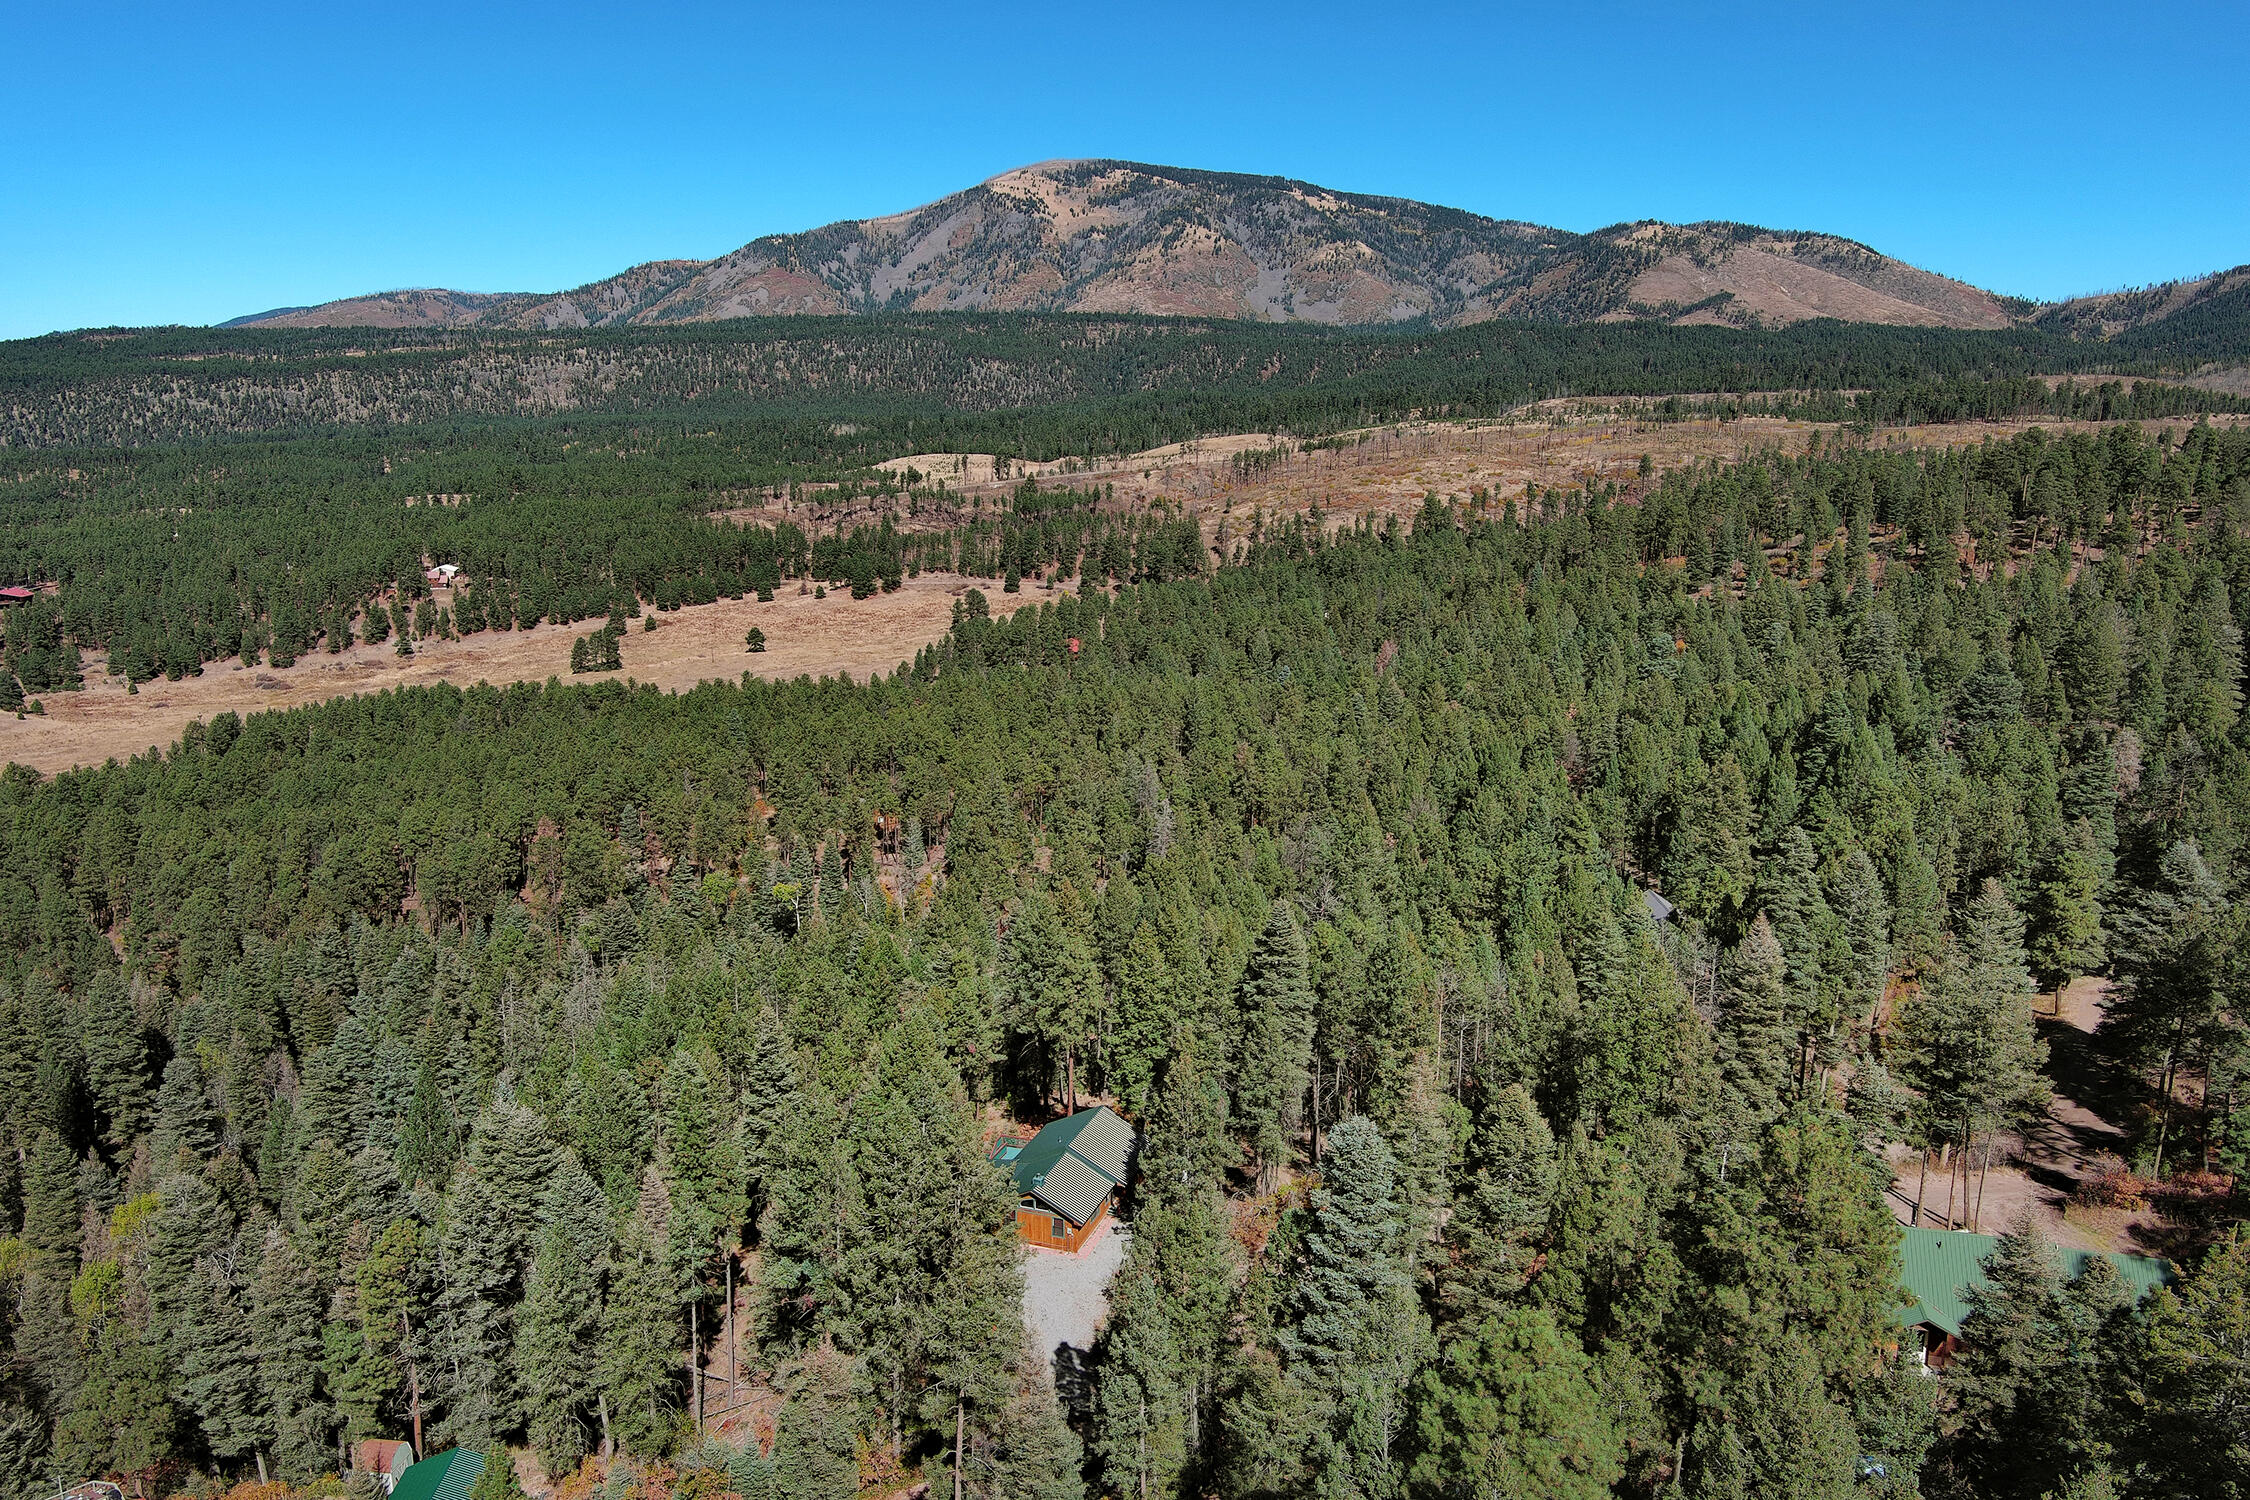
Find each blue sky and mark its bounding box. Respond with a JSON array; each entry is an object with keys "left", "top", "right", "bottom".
[{"left": 4, "top": 0, "right": 2247, "bottom": 339}]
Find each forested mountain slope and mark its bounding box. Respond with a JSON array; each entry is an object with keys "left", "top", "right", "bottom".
[
  {"left": 0, "top": 423, "right": 2247, "bottom": 1499},
  {"left": 226, "top": 162, "right": 2017, "bottom": 332},
  {"left": 10, "top": 312, "right": 2242, "bottom": 455}
]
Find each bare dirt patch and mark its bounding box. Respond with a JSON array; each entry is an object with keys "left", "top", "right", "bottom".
[
  {"left": 1883, "top": 977, "right": 2178, "bottom": 1257},
  {"left": 874, "top": 408, "right": 2249, "bottom": 554},
  {"left": 2, "top": 572, "right": 1028, "bottom": 778}
]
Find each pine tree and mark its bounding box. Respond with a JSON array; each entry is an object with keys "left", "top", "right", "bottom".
[
  {"left": 661, "top": 1049, "right": 740, "bottom": 1430},
  {"left": 1094, "top": 1251, "right": 1189, "bottom": 1500},
  {"left": 174, "top": 1260, "right": 271, "bottom": 1476},
  {"left": 1233, "top": 903, "right": 1315, "bottom": 1194},
  {"left": 467, "top": 1449, "right": 528, "bottom": 1500},
  {"left": 1108, "top": 926, "right": 1180, "bottom": 1117},
  {"left": 1678, "top": 1334, "right": 1857, "bottom": 1500},
  {"left": 1094, "top": 1045, "right": 1233, "bottom": 1500},
  {"left": 2103, "top": 839, "right": 2238, "bottom": 1174},
  {"left": 150, "top": 1051, "right": 219, "bottom": 1165},
  {"left": 1766, "top": 828, "right": 1839, "bottom": 1085},
  {"left": 599, "top": 1215, "right": 678, "bottom": 1455},
  {"left": 2142, "top": 1228, "right": 2250, "bottom": 1498},
  {"left": 1139, "top": 1045, "right": 1232, "bottom": 1214},
  {"left": 737, "top": 1004, "right": 798, "bottom": 1229},
  {"left": 728, "top": 1441, "right": 778, "bottom": 1500},
  {"left": 1897, "top": 881, "right": 2049, "bottom": 1226},
  {"left": 15, "top": 1271, "right": 84, "bottom": 1416},
  {"left": 984, "top": 1348, "right": 1087, "bottom": 1500},
  {"left": 1440, "top": 1082, "right": 1557, "bottom": 1329},
  {"left": 1833, "top": 846, "right": 1892, "bottom": 1026},
  {"left": 398, "top": 1045, "right": 462, "bottom": 1189},
  {"left": 771, "top": 1345, "right": 859, "bottom": 1500},
  {"left": 21, "top": 1128, "right": 79, "bottom": 1265},
  {"left": 250, "top": 1225, "right": 334, "bottom": 1478},
  {"left": 1283, "top": 1117, "right": 1408, "bottom": 1373},
  {"left": 78, "top": 973, "right": 152, "bottom": 1151},
  {"left": 52, "top": 1331, "right": 182, "bottom": 1491},
  {"left": 756, "top": 1080, "right": 859, "bottom": 1353},
  {"left": 835, "top": 1009, "right": 1019, "bottom": 1465},
  {"left": 147, "top": 1171, "right": 235, "bottom": 1367},
  {"left": 1003, "top": 888, "right": 1102, "bottom": 1112},
  {"left": 1665, "top": 754, "right": 1757, "bottom": 928},
  {"left": 917, "top": 1145, "right": 1025, "bottom": 1500},
  {"left": 519, "top": 1216, "right": 603, "bottom": 1476},
  {"left": 297, "top": 1017, "right": 368, "bottom": 1153},
  {"left": 431, "top": 1172, "right": 517, "bottom": 1448},
  {"left": 1717, "top": 915, "right": 1793, "bottom": 1125},
  {"left": 2029, "top": 822, "right": 2105, "bottom": 1001},
  {"left": 353, "top": 1218, "right": 426, "bottom": 1444},
  {"left": 1405, "top": 1306, "right": 1621, "bottom": 1500},
  {"left": 1279, "top": 1115, "right": 1425, "bottom": 1499},
  {"left": 1932, "top": 1225, "right": 2074, "bottom": 1499}
]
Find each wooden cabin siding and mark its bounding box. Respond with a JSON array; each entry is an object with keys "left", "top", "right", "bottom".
[{"left": 1015, "top": 1194, "right": 1110, "bottom": 1253}]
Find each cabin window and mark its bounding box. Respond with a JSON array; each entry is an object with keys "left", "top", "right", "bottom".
[{"left": 1050, "top": 1216, "right": 1068, "bottom": 1241}]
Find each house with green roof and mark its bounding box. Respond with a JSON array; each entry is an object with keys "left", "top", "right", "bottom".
[
  {"left": 1896, "top": 1227, "right": 2174, "bottom": 1370},
  {"left": 389, "top": 1447, "right": 486, "bottom": 1500},
  {"left": 996, "top": 1105, "right": 1135, "bottom": 1252}
]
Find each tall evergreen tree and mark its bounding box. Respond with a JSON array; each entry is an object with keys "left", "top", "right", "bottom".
[
  {"left": 250, "top": 1224, "right": 334, "bottom": 1479},
  {"left": 20, "top": 1128, "right": 79, "bottom": 1265},
  {"left": 77, "top": 974, "right": 151, "bottom": 1152},
  {"left": 598, "top": 1214, "right": 678, "bottom": 1455},
  {"left": 1278, "top": 1115, "right": 1425, "bottom": 1500},
  {"left": 2103, "top": 839, "right": 2241, "bottom": 1174},
  {"left": 771, "top": 1345, "right": 860, "bottom": 1500},
  {"left": 1234, "top": 903, "right": 1315, "bottom": 1194},
  {"left": 737, "top": 1004, "right": 798, "bottom": 1230},
  {"left": 1003, "top": 888, "right": 1102, "bottom": 1112},
  {"left": 2029, "top": 822, "right": 2106, "bottom": 1001},
  {"left": 1717, "top": 915, "right": 1793, "bottom": 1125},
  {"left": 1439, "top": 1082, "right": 1557, "bottom": 1329},
  {"left": 1405, "top": 1306, "right": 1621, "bottom": 1500},
  {"left": 518, "top": 1217, "right": 603, "bottom": 1476},
  {"left": 150, "top": 1052, "right": 219, "bottom": 1165}
]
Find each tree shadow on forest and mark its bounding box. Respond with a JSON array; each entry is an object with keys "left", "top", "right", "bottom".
[{"left": 1052, "top": 1343, "right": 1095, "bottom": 1427}]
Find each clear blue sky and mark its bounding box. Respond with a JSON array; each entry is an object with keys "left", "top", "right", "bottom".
[{"left": 5, "top": 0, "right": 2247, "bottom": 339}]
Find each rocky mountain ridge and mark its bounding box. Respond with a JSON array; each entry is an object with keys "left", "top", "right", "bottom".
[{"left": 224, "top": 160, "right": 2220, "bottom": 336}]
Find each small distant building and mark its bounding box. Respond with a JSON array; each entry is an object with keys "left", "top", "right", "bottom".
[
  {"left": 59, "top": 1483, "right": 123, "bottom": 1500},
  {"left": 391, "top": 1447, "right": 485, "bottom": 1500},
  {"left": 424, "top": 563, "right": 461, "bottom": 586},
  {"left": 998, "top": 1105, "right": 1135, "bottom": 1253},
  {"left": 1897, "top": 1227, "right": 2173, "bottom": 1371},
  {"left": 1641, "top": 888, "right": 1675, "bottom": 925},
  {"left": 354, "top": 1439, "right": 418, "bottom": 1494},
  {"left": 0, "top": 586, "right": 34, "bottom": 604}
]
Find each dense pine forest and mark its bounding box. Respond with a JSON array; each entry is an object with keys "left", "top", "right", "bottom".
[
  {"left": 0, "top": 412, "right": 2246, "bottom": 1500},
  {"left": 3, "top": 311, "right": 2247, "bottom": 697}
]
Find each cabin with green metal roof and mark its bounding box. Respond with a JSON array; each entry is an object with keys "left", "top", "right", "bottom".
[
  {"left": 390, "top": 1447, "right": 485, "bottom": 1500},
  {"left": 996, "top": 1106, "right": 1135, "bottom": 1252},
  {"left": 1896, "top": 1227, "right": 2174, "bottom": 1370}
]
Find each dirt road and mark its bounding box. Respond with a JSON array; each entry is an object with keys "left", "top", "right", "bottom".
[{"left": 1885, "top": 977, "right": 2163, "bottom": 1255}]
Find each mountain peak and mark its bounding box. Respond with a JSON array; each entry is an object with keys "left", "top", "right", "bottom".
[{"left": 229, "top": 161, "right": 2015, "bottom": 333}]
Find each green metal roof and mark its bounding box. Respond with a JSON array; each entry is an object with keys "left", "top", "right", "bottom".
[
  {"left": 1897, "top": 1228, "right": 2175, "bottom": 1338},
  {"left": 1011, "top": 1106, "right": 1134, "bottom": 1225},
  {"left": 391, "top": 1449, "right": 485, "bottom": 1500}
]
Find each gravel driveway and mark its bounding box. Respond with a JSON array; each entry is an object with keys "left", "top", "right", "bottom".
[{"left": 1021, "top": 1216, "right": 1130, "bottom": 1362}]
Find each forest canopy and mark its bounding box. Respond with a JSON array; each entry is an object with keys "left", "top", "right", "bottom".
[{"left": 0, "top": 417, "right": 2246, "bottom": 1500}]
